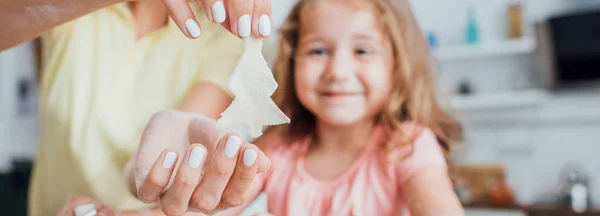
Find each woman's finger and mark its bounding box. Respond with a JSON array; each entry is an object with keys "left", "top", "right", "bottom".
[
  {"left": 216, "top": 144, "right": 260, "bottom": 210},
  {"left": 60, "top": 196, "right": 105, "bottom": 216},
  {"left": 200, "top": 0, "right": 227, "bottom": 24},
  {"left": 189, "top": 135, "right": 242, "bottom": 212},
  {"left": 251, "top": 0, "right": 272, "bottom": 37},
  {"left": 201, "top": 0, "right": 233, "bottom": 34},
  {"left": 219, "top": 15, "right": 234, "bottom": 34},
  {"left": 160, "top": 144, "right": 208, "bottom": 216},
  {"left": 228, "top": 0, "right": 254, "bottom": 38},
  {"left": 137, "top": 149, "right": 179, "bottom": 203},
  {"left": 257, "top": 150, "right": 270, "bottom": 173},
  {"left": 162, "top": 0, "right": 202, "bottom": 38}
]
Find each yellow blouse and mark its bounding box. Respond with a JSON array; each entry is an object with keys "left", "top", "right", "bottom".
[{"left": 28, "top": 3, "right": 242, "bottom": 215}]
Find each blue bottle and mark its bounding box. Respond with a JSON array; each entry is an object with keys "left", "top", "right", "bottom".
[
  {"left": 465, "top": 5, "right": 479, "bottom": 45},
  {"left": 427, "top": 32, "right": 439, "bottom": 49}
]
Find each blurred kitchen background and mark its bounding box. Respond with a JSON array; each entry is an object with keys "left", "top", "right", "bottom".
[{"left": 1, "top": 0, "right": 600, "bottom": 215}]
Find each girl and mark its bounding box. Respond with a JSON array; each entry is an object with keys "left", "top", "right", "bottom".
[
  {"left": 259, "top": 0, "right": 464, "bottom": 214},
  {"left": 130, "top": 0, "right": 464, "bottom": 215}
]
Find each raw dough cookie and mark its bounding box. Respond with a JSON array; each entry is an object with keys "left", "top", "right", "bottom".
[{"left": 216, "top": 37, "right": 290, "bottom": 139}]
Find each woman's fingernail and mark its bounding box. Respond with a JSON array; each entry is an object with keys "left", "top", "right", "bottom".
[
  {"left": 224, "top": 136, "right": 242, "bottom": 158},
  {"left": 189, "top": 146, "right": 207, "bottom": 168},
  {"left": 243, "top": 149, "right": 258, "bottom": 166},
  {"left": 237, "top": 14, "right": 251, "bottom": 37},
  {"left": 162, "top": 152, "right": 177, "bottom": 168},
  {"left": 185, "top": 18, "right": 201, "bottom": 38},
  {"left": 259, "top": 15, "right": 271, "bottom": 36},
  {"left": 74, "top": 203, "right": 97, "bottom": 216},
  {"left": 212, "top": 1, "right": 226, "bottom": 23}
]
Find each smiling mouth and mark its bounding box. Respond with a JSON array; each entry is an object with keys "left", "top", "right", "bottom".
[{"left": 319, "top": 92, "right": 362, "bottom": 97}]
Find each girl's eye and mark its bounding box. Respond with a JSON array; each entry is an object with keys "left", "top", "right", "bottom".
[
  {"left": 309, "top": 48, "right": 328, "bottom": 55},
  {"left": 355, "top": 48, "right": 369, "bottom": 55}
]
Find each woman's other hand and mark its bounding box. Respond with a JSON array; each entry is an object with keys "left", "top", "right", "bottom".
[
  {"left": 162, "top": 0, "right": 272, "bottom": 39},
  {"left": 59, "top": 195, "right": 118, "bottom": 216},
  {"left": 132, "top": 110, "right": 270, "bottom": 216}
]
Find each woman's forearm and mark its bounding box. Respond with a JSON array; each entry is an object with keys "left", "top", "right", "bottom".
[{"left": 0, "top": 0, "right": 121, "bottom": 50}]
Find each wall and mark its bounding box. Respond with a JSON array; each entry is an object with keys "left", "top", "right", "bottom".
[
  {"left": 409, "top": 0, "right": 600, "bottom": 208},
  {"left": 0, "top": 42, "right": 39, "bottom": 172},
  {"left": 455, "top": 91, "right": 600, "bottom": 207}
]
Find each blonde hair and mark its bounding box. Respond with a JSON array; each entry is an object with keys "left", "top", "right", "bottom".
[{"left": 270, "top": 0, "right": 462, "bottom": 152}]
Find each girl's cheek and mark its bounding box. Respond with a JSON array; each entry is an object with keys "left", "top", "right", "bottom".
[
  {"left": 362, "top": 64, "right": 393, "bottom": 96},
  {"left": 294, "top": 68, "right": 313, "bottom": 94},
  {"left": 297, "top": 62, "right": 323, "bottom": 85}
]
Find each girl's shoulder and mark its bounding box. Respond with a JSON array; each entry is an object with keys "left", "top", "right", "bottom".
[
  {"left": 255, "top": 126, "right": 304, "bottom": 158},
  {"left": 253, "top": 127, "right": 305, "bottom": 184},
  {"left": 383, "top": 123, "right": 448, "bottom": 184}
]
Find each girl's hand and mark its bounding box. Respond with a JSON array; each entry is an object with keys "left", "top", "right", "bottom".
[
  {"left": 59, "top": 195, "right": 118, "bottom": 216},
  {"left": 132, "top": 110, "right": 270, "bottom": 216},
  {"left": 162, "top": 0, "right": 272, "bottom": 39}
]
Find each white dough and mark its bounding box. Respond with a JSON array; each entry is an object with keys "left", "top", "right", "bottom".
[{"left": 216, "top": 37, "right": 290, "bottom": 139}]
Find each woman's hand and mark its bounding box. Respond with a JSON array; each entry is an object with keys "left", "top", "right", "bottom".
[
  {"left": 59, "top": 195, "right": 118, "bottom": 216},
  {"left": 132, "top": 110, "right": 269, "bottom": 216},
  {"left": 163, "top": 0, "right": 272, "bottom": 39},
  {"left": 0, "top": 0, "right": 271, "bottom": 50}
]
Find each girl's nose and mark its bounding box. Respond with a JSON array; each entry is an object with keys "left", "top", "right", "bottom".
[{"left": 323, "top": 52, "right": 354, "bottom": 82}]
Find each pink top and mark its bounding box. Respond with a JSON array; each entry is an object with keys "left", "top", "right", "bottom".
[{"left": 257, "top": 124, "right": 447, "bottom": 216}]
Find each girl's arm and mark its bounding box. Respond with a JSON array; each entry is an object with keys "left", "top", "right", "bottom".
[
  {"left": 401, "top": 165, "right": 464, "bottom": 216},
  {"left": 394, "top": 128, "right": 464, "bottom": 216},
  {"left": 178, "top": 82, "right": 233, "bottom": 120}
]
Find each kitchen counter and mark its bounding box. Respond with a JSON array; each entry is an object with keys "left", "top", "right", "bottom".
[
  {"left": 465, "top": 203, "right": 600, "bottom": 216},
  {"left": 466, "top": 208, "right": 526, "bottom": 216}
]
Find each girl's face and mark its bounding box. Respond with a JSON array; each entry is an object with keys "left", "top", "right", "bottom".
[{"left": 294, "top": 0, "right": 394, "bottom": 127}]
